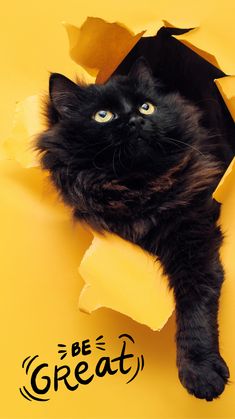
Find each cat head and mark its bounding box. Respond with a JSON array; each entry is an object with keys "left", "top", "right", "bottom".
[{"left": 36, "top": 57, "right": 202, "bottom": 182}]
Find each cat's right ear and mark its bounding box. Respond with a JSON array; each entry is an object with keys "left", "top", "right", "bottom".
[{"left": 49, "top": 73, "right": 81, "bottom": 118}]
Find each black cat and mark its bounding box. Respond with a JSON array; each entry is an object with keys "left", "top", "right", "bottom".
[{"left": 36, "top": 58, "right": 231, "bottom": 401}]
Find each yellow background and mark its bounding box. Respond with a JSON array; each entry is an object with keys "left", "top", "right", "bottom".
[{"left": 1, "top": 1, "right": 235, "bottom": 418}]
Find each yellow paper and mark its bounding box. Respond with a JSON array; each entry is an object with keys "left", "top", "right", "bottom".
[
  {"left": 2, "top": 95, "right": 44, "bottom": 168},
  {"left": 1, "top": 2, "right": 235, "bottom": 418},
  {"left": 64, "top": 17, "right": 145, "bottom": 84},
  {"left": 79, "top": 233, "right": 174, "bottom": 331},
  {"left": 213, "top": 76, "right": 235, "bottom": 203}
]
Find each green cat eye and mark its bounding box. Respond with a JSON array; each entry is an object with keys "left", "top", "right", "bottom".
[
  {"left": 93, "top": 110, "right": 115, "bottom": 123},
  {"left": 139, "top": 102, "right": 155, "bottom": 115}
]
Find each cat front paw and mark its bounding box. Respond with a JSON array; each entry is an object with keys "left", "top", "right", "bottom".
[{"left": 178, "top": 353, "right": 230, "bottom": 401}]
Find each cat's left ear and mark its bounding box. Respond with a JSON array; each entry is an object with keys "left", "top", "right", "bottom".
[
  {"left": 49, "top": 73, "right": 81, "bottom": 118},
  {"left": 128, "top": 57, "right": 154, "bottom": 86}
]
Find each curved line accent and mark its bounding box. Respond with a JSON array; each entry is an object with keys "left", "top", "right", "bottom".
[
  {"left": 25, "top": 355, "right": 39, "bottom": 375},
  {"left": 96, "top": 335, "right": 104, "bottom": 341},
  {"left": 22, "top": 356, "right": 31, "bottom": 369},
  {"left": 141, "top": 354, "right": 144, "bottom": 370},
  {"left": 19, "top": 387, "right": 32, "bottom": 401},
  {"left": 126, "top": 357, "right": 140, "bottom": 384},
  {"left": 119, "top": 333, "right": 135, "bottom": 343},
  {"left": 23, "top": 386, "right": 49, "bottom": 402}
]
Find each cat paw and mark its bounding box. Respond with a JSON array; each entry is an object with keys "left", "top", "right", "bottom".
[{"left": 178, "top": 353, "right": 230, "bottom": 401}]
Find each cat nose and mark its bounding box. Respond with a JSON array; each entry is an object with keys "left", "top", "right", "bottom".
[{"left": 128, "top": 115, "right": 145, "bottom": 131}]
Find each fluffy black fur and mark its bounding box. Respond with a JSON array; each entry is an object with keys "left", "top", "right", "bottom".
[{"left": 36, "top": 58, "right": 232, "bottom": 401}]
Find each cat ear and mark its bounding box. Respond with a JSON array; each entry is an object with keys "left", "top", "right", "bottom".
[
  {"left": 49, "top": 73, "right": 81, "bottom": 118},
  {"left": 128, "top": 57, "right": 154, "bottom": 85}
]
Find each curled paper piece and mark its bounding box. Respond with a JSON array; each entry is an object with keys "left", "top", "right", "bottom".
[
  {"left": 79, "top": 233, "right": 174, "bottom": 331},
  {"left": 64, "top": 17, "right": 145, "bottom": 84},
  {"left": 1, "top": 95, "right": 44, "bottom": 168},
  {"left": 213, "top": 76, "right": 235, "bottom": 203},
  {"left": 172, "top": 21, "right": 235, "bottom": 75}
]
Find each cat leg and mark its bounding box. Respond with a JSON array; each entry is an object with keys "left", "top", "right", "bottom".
[
  {"left": 158, "top": 229, "right": 230, "bottom": 401},
  {"left": 175, "top": 260, "right": 229, "bottom": 401},
  {"left": 110, "top": 209, "right": 230, "bottom": 400}
]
